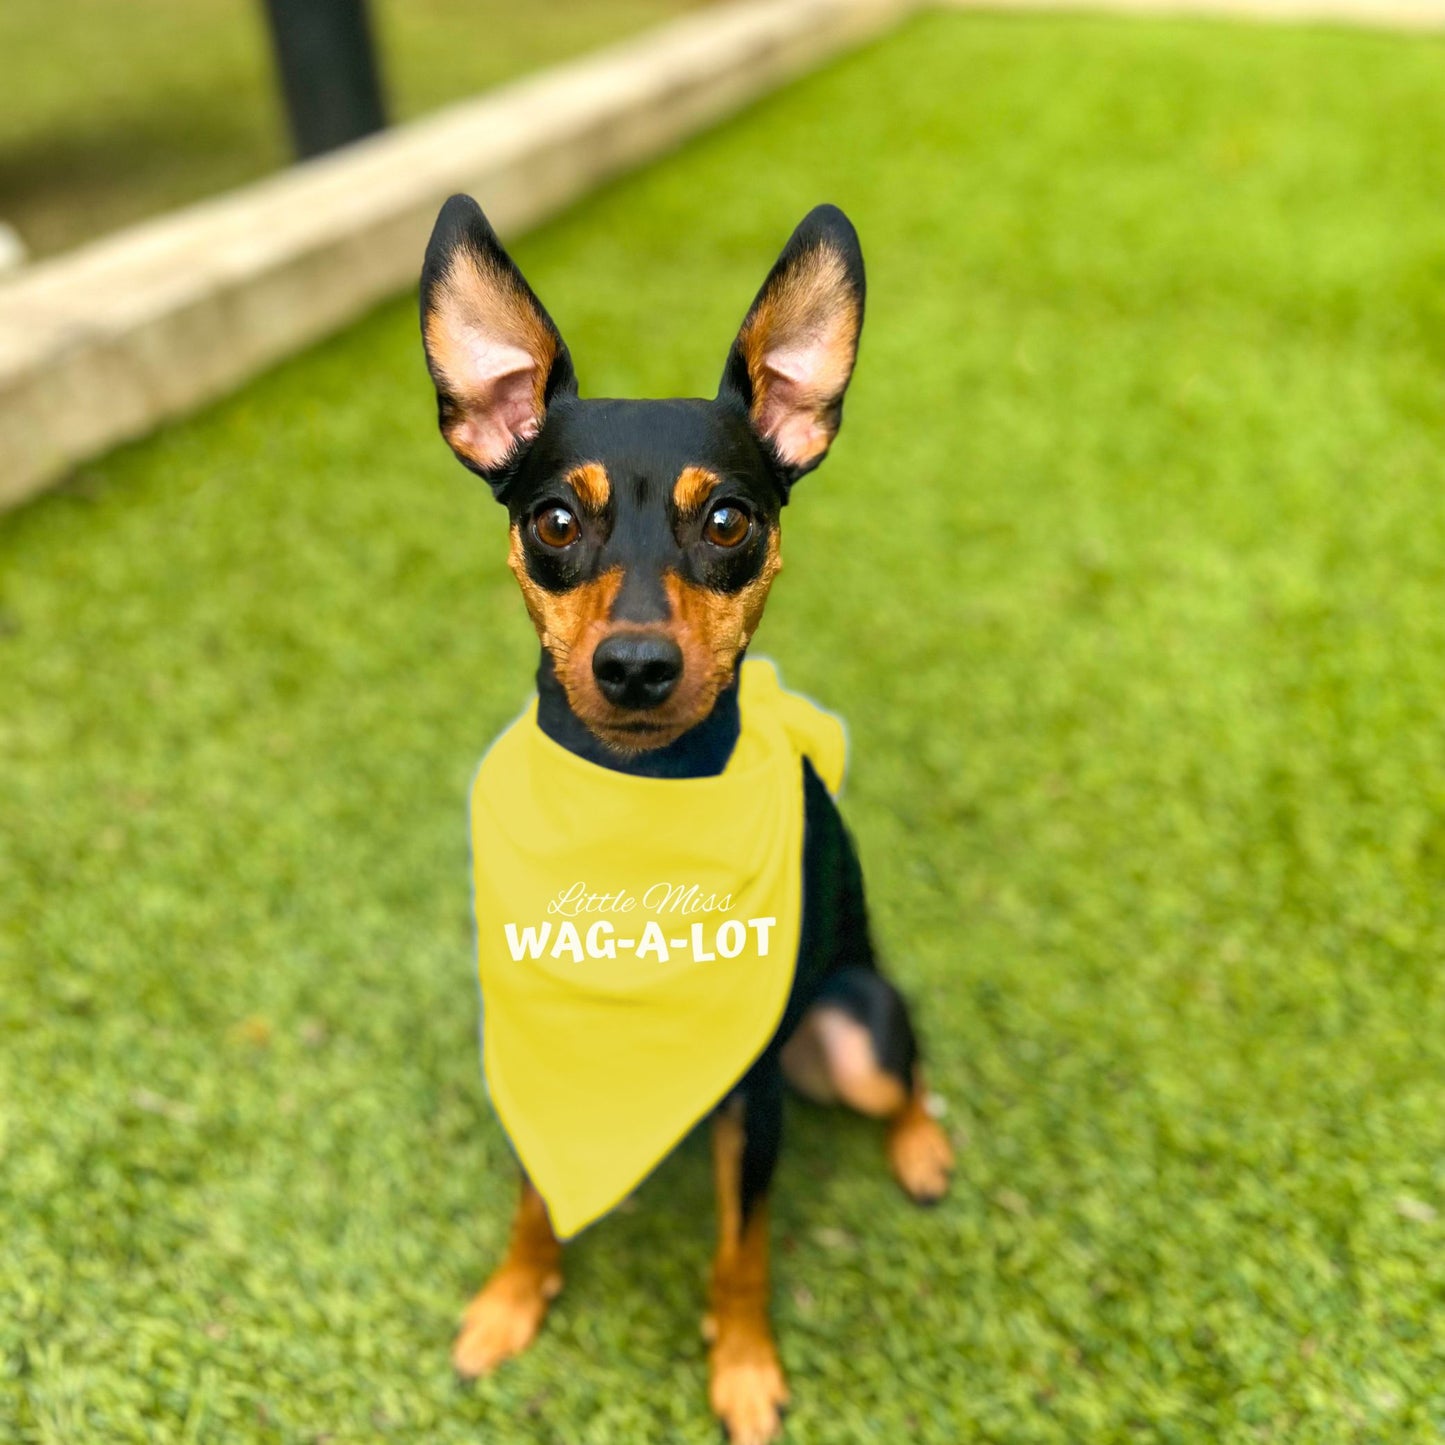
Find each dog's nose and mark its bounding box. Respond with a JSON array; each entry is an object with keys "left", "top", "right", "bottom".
[{"left": 592, "top": 634, "right": 683, "bottom": 710}]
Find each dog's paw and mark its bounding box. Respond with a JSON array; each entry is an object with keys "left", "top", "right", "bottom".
[
  {"left": 708, "top": 1317, "right": 789, "bottom": 1445},
  {"left": 452, "top": 1264, "right": 562, "bottom": 1378},
  {"left": 887, "top": 1107, "right": 955, "bottom": 1205}
]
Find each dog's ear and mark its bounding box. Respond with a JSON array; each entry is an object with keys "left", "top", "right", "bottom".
[
  {"left": 420, "top": 194, "right": 577, "bottom": 492},
  {"left": 718, "top": 204, "right": 865, "bottom": 489}
]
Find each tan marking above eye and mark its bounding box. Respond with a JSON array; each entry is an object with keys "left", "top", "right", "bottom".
[
  {"left": 673, "top": 464, "right": 723, "bottom": 515},
  {"left": 567, "top": 462, "right": 611, "bottom": 512}
]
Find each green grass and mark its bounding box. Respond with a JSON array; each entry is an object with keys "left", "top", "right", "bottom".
[
  {"left": 0, "top": 0, "right": 706, "bottom": 258},
  {"left": 5, "top": 10, "right": 1445, "bottom": 1442}
]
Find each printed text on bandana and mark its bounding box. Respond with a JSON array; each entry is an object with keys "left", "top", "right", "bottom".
[{"left": 503, "top": 881, "right": 776, "bottom": 964}]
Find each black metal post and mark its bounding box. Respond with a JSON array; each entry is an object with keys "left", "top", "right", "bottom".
[{"left": 261, "top": 0, "right": 387, "bottom": 160}]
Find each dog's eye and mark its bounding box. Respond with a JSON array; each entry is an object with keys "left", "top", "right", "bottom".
[
  {"left": 532, "top": 505, "right": 580, "bottom": 549},
  {"left": 703, "top": 504, "right": 751, "bottom": 549}
]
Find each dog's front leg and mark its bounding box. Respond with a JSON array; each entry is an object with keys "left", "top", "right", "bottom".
[
  {"left": 705, "top": 1062, "right": 788, "bottom": 1445},
  {"left": 452, "top": 1174, "right": 562, "bottom": 1377}
]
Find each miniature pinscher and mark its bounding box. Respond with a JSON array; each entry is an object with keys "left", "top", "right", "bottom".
[{"left": 420, "top": 194, "right": 954, "bottom": 1445}]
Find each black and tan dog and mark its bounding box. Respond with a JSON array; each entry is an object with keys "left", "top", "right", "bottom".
[{"left": 420, "top": 194, "right": 953, "bottom": 1445}]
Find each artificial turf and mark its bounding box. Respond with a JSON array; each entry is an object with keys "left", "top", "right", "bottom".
[{"left": 5, "top": 9, "right": 1445, "bottom": 1442}]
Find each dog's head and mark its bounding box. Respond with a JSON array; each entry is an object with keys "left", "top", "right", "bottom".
[{"left": 420, "top": 196, "right": 865, "bottom": 752}]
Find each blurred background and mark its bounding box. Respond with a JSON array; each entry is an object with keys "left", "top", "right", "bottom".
[
  {"left": 4, "top": 3, "right": 1445, "bottom": 1442},
  {"left": 0, "top": 0, "right": 707, "bottom": 260}
]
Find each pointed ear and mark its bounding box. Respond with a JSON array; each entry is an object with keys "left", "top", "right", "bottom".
[
  {"left": 718, "top": 204, "right": 865, "bottom": 487},
  {"left": 420, "top": 194, "right": 577, "bottom": 491}
]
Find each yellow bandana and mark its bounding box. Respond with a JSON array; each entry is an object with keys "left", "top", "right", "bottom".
[{"left": 469, "top": 658, "right": 845, "bottom": 1238}]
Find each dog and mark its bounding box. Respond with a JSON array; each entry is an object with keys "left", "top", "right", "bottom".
[{"left": 420, "top": 194, "right": 954, "bottom": 1445}]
